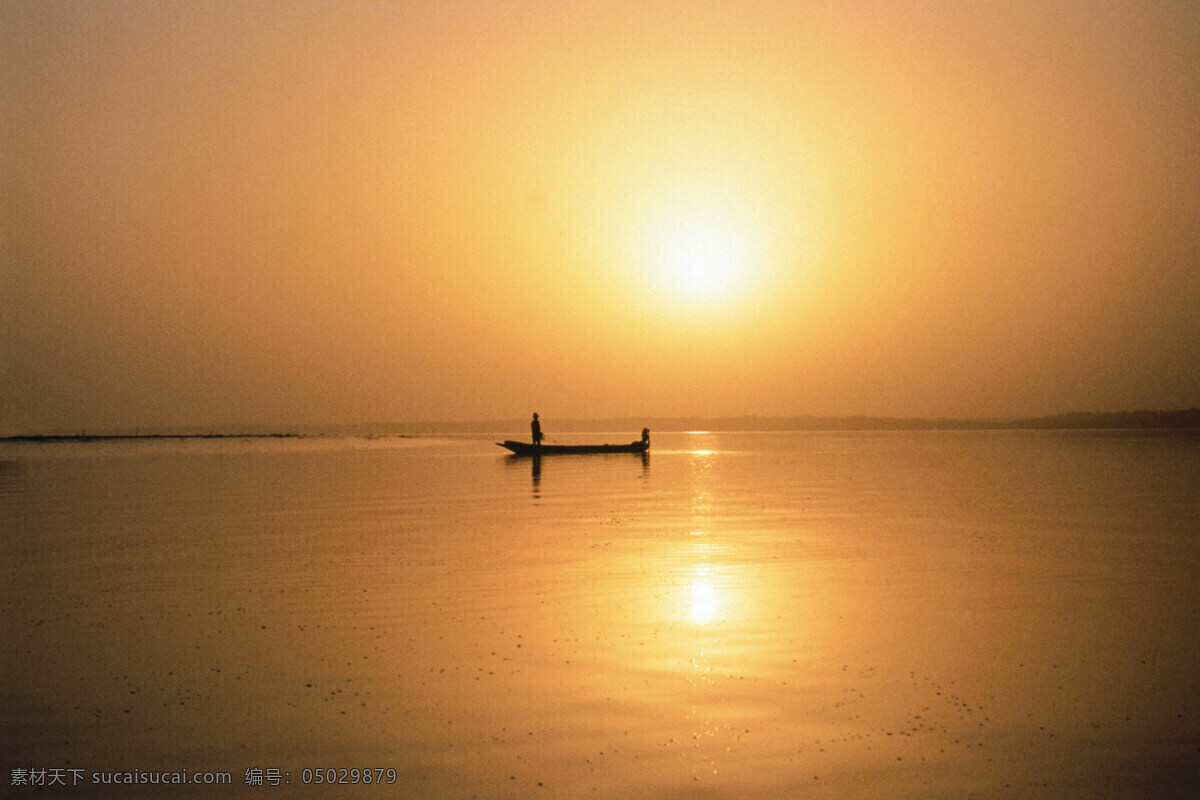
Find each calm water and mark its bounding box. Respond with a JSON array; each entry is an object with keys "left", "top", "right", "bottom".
[{"left": 2, "top": 431, "right": 1198, "bottom": 798}]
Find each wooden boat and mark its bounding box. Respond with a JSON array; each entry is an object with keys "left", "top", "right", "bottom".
[{"left": 497, "top": 439, "right": 648, "bottom": 456}]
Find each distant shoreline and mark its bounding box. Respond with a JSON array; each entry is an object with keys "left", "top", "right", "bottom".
[
  {"left": 0, "top": 432, "right": 308, "bottom": 444},
  {"left": 3, "top": 409, "right": 1198, "bottom": 441},
  {"left": 0, "top": 432, "right": 422, "bottom": 444}
]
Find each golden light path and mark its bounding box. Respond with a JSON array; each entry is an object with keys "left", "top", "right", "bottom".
[{"left": 689, "top": 570, "right": 720, "bottom": 626}]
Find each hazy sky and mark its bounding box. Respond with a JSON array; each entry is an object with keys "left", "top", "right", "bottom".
[{"left": 3, "top": 1, "right": 1199, "bottom": 432}]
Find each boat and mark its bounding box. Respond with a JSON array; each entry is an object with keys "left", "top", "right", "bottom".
[{"left": 497, "top": 439, "right": 648, "bottom": 456}]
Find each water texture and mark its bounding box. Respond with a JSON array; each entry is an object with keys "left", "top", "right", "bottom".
[{"left": 2, "top": 431, "right": 1198, "bottom": 798}]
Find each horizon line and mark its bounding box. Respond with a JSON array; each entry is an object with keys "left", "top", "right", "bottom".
[{"left": 5, "top": 408, "right": 1199, "bottom": 440}]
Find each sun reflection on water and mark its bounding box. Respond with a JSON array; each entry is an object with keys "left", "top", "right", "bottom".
[
  {"left": 685, "top": 532, "right": 721, "bottom": 626},
  {"left": 689, "top": 577, "right": 719, "bottom": 625}
]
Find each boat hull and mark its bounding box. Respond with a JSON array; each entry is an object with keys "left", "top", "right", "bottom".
[{"left": 498, "top": 440, "right": 648, "bottom": 456}]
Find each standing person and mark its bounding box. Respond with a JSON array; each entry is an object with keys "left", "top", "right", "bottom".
[{"left": 531, "top": 413, "right": 543, "bottom": 446}]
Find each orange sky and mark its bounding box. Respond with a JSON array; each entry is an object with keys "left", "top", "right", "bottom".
[{"left": 3, "top": 1, "right": 1199, "bottom": 432}]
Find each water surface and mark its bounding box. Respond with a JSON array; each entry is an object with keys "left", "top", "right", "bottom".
[{"left": 3, "top": 431, "right": 1198, "bottom": 797}]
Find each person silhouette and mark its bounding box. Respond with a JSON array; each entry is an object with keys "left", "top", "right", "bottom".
[
  {"left": 641, "top": 428, "right": 650, "bottom": 448},
  {"left": 531, "top": 413, "right": 543, "bottom": 446}
]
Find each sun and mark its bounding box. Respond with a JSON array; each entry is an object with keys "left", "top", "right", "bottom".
[
  {"left": 640, "top": 201, "right": 759, "bottom": 309},
  {"left": 657, "top": 221, "right": 740, "bottom": 301}
]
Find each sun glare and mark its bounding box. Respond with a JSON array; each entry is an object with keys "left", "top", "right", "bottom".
[
  {"left": 639, "top": 200, "right": 761, "bottom": 310},
  {"left": 658, "top": 221, "right": 740, "bottom": 301}
]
